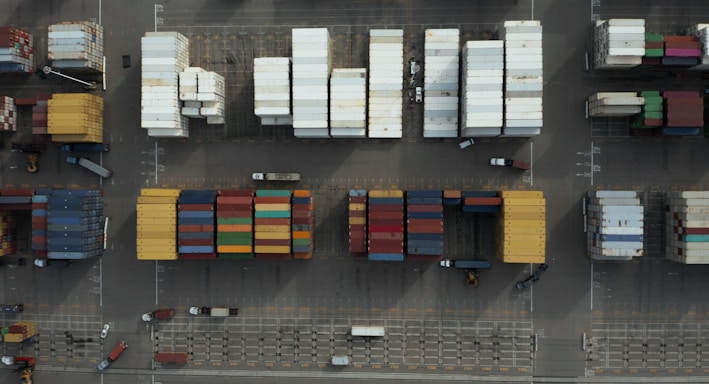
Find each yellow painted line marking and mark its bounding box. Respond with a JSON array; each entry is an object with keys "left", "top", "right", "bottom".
[
  {"left": 668, "top": 368, "right": 676, "bottom": 373},
  {"left": 650, "top": 369, "right": 657, "bottom": 373},
  {"left": 408, "top": 365, "right": 418, "bottom": 369},
  {"left": 482, "top": 367, "right": 492, "bottom": 371},
  {"left": 390, "top": 364, "right": 399, "bottom": 369},
  {"left": 372, "top": 364, "right": 381, "bottom": 369},
  {"left": 613, "top": 369, "right": 621, "bottom": 374},
  {"left": 301, "top": 363, "right": 310, "bottom": 368},
  {"left": 688, "top": 311, "right": 697, "bottom": 317},
  {"left": 406, "top": 308, "right": 417, "bottom": 313},
  {"left": 282, "top": 362, "right": 291, "bottom": 367},
  {"left": 630, "top": 368, "right": 637, "bottom": 373},
  {"left": 247, "top": 362, "right": 255, "bottom": 367},
  {"left": 39, "top": 357, "right": 49, "bottom": 362},
  {"left": 318, "top": 363, "right": 326, "bottom": 368},
  {"left": 72, "top": 304, "right": 81, "bottom": 308},
  {"left": 389, "top": 307, "right": 401, "bottom": 312},
  {"left": 265, "top": 362, "right": 273, "bottom": 367},
  {"left": 596, "top": 369, "right": 604, "bottom": 374},
  {"left": 230, "top": 362, "right": 238, "bottom": 366},
  {"left": 194, "top": 361, "right": 203, "bottom": 366},
  {"left": 464, "top": 367, "right": 473, "bottom": 371},
  {"left": 355, "top": 364, "right": 363, "bottom": 369},
  {"left": 371, "top": 307, "right": 382, "bottom": 312},
  {"left": 212, "top": 361, "right": 221, "bottom": 366},
  {"left": 445, "top": 366, "right": 455, "bottom": 370},
  {"left": 424, "top": 308, "right": 434, "bottom": 313},
  {"left": 685, "top": 369, "right": 694, "bottom": 373},
  {"left": 518, "top": 367, "right": 527, "bottom": 372},
  {"left": 57, "top": 358, "right": 66, "bottom": 362},
  {"left": 500, "top": 367, "right": 509, "bottom": 372},
  {"left": 443, "top": 308, "right": 454, "bottom": 313}
]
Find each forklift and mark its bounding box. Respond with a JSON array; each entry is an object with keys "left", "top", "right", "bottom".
[{"left": 465, "top": 269, "right": 479, "bottom": 287}]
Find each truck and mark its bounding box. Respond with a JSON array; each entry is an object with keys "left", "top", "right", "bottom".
[
  {"left": 189, "top": 307, "right": 238, "bottom": 317},
  {"left": 251, "top": 172, "right": 300, "bottom": 181},
  {"left": 489, "top": 157, "right": 530, "bottom": 170},
  {"left": 141, "top": 308, "right": 175, "bottom": 322},
  {"left": 66, "top": 156, "right": 113, "bottom": 178},
  {"left": 439, "top": 259, "right": 491, "bottom": 269},
  {"left": 0, "top": 304, "right": 23, "bottom": 313},
  {"left": 154, "top": 352, "right": 189, "bottom": 365},
  {"left": 60, "top": 143, "right": 110, "bottom": 152}
]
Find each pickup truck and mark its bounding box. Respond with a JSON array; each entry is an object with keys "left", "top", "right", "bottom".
[
  {"left": 189, "top": 307, "right": 238, "bottom": 317},
  {"left": 439, "top": 259, "right": 491, "bottom": 269},
  {"left": 61, "top": 143, "right": 110, "bottom": 152},
  {"left": 141, "top": 308, "right": 175, "bottom": 322},
  {"left": 489, "top": 157, "right": 530, "bottom": 170},
  {"left": 252, "top": 172, "right": 300, "bottom": 181}
]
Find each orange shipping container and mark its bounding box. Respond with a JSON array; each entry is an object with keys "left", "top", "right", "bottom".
[
  {"left": 217, "top": 245, "right": 252, "bottom": 253},
  {"left": 292, "top": 231, "right": 311, "bottom": 239}
]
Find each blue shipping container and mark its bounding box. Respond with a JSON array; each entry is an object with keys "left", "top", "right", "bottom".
[{"left": 368, "top": 253, "right": 405, "bottom": 261}]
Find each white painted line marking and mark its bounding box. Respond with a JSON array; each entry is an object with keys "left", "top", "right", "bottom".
[
  {"left": 529, "top": 262, "right": 534, "bottom": 313},
  {"left": 590, "top": 263, "right": 594, "bottom": 310},
  {"left": 530, "top": 142, "right": 534, "bottom": 186},
  {"left": 154, "top": 141, "right": 158, "bottom": 185},
  {"left": 99, "top": 257, "right": 103, "bottom": 307},
  {"left": 155, "top": 260, "right": 159, "bottom": 305}
]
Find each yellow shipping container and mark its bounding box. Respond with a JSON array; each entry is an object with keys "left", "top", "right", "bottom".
[
  {"left": 254, "top": 225, "right": 290, "bottom": 232},
  {"left": 137, "top": 251, "right": 179, "bottom": 260},
  {"left": 349, "top": 203, "right": 366, "bottom": 211},
  {"left": 137, "top": 204, "right": 176, "bottom": 211},
  {"left": 138, "top": 196, "right": 177, "bottom": 204},
  {"left": 501, "top": 212, "right": 545, "bottom": 221},
  {"left": 137, "top": 239, "right": 175, "bottom": 247},
  {"left": 254, "top": 245, "right": 291, "bottom": 253},
  {"left": 3, "top": 333, "right": 27, "bottom": 343},
  {"left": 500, "top": 220, "right": 545, "bottom": 228},
  {"left": 254, "top": 232, "right": 291, "bottom": 240},
  {"left": 498, "top": 254, "right": 546, "bottom": 264},
  {"left": 498, "top": 247, "right": 545, "bottom": 256},
  {"left": 501, "top": 191, "right": 544, "bottom": 199},
  {"left": 137, "top": 231, "right": 175, "bottom": 239},
  {"left": 369, "top": 190, "right": 403, "bottom": 198},
  {"left": 502, "top": 240, "right": 545, "bottom": 249},
  {"left": 503, "top": 198, "right": 546, "bottom": 207},
  {"left": 349, "top": 217, "right": 366, "bottom": 225},
  {"left": 254, "top": 203, "right": 291, "bottom": 211},
  {"left": 502, "top": 205, "right": 546, "bottom": 213},
  {"left": 138, "top": 245, "right": 176, "bottom": 253},
  {"left": 51, "top": 133, "right": 103, "bottom": 143},
  {"left": 499, "top": 233, "right": 545, "bottom": 241},
  {"left": 141, "top": 188, "right": 181, "bottom": 197},
  {"left": 499, "top": 226, "right": 546, "bottom": 235},
  {"left": 137, "top": 225, "right": 177, "bottom": 233},
  {"left": 137, "top": 211, "right": 176, "bottom": 219},
  {"left": 52, "top": 93, "right": 102, "bottom": 101},
  {"left": 217, "top": 245, "right": 252, "bottom": 253}
]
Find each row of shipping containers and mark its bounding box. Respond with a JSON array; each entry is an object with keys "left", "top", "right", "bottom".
[
  {"left": 368, "top": 29, "right": 404, "bottom": 138},
  {"left": 496, "top": 191, "right": 546, "bottom": 264},
  {"left": 47, "top": 93, "right": 104, "bottom": 143},
  {"left": 586, "top": 191, "right": 644, "bottom": 261},
  {"left": 48, "top": 21, "right": 104, "bottom": 72},
  {"left": 0, "top": 96, "right": 15, "bottom": 131},
  {"left": 367, "top": 190, "right": 405, "bottom": 261},
  {"left": 406, "top": 190, "right": 444, "bottom": 260},
  {"left": 330, "top": 68, "right": 367, "bottom": 138},
  {"left": 1, "top": 321, "right": 36, "bottom": 343},
  {"left": 137, "top": 189, "right": 314, "bottom": 260},
  {"left": 667, "top": 191, "right": 709, "bottom": 264},
  {"left": 587, "top": 92, "right": 643, "bottom": 118},
  {"left": 254, "top": 57, "right": 292, "bottom": 126},
  {"left": 348, "top": 190, "right": 367, "bottom": 256},
  {"left": 423, "top": 29, "right": 460, "bottom": 138},
  {"left": 291, "top": 28, "right": 331, "bottom": 138},
  {"left": 461, "top": 40, "right": 504, "bottom": 137},
  {"left": 0, "top": 26, "right": 33, "bottom": 73}
]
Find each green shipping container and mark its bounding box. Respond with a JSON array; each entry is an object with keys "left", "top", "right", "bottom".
[
  {"left": 644, "top": 48, "right": 664, "bottom": 57},
  {"left": 643, "top": 103, "right": 663, "bottom": 112},
  {"left": 643, "top": 111, "right": 663, "bottom": 119},
  {"left": 255, "top": 210, "right": 291, "bottom": 218},
  {"left": 640, "top": 91, "right": 661, "bottom": 97},
  {"left": 217, "top": 217, "right": 253, "bottom": 224},
  {"left": 293, "top": 238, "right": 311, "bottom": 246},
  {"left": 217, "top": 238, "right": 252, "bottom": 246},
  {"left": 256, "top": 190, "right": 292, "bottom": 197},
  {"left": 645, "top": 33, "right": 664, "bottom": 42}
]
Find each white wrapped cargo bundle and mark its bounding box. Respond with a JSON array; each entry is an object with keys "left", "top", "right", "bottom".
[
  {"left": 254, "top": 57, "right": 291, "bottom": 124},
  {"left": 368, "top": 29, "right": 403, "bottom": 138}
]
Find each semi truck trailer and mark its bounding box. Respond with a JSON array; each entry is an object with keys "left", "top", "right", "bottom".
[{"left": 251, "top": 172, "right": 300, "bottom": 181}]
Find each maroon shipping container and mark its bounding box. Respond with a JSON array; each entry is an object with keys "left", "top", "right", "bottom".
[
  {"left": 349, "top": 224, "right": 366, "bottom": 232},
  {"left": 31, "top": 217, "right": 47, "bottom": 224},
  {"left": 369, "top": 212, "right": 404, "bottom": 221},
  {"left": 349, "top": 196, "right": 366, "bottom": 203},
  {"left": 254, "top": 239, "right": 291, "bottom": 246},
  {"left": 407, "top": 223, "right": 444, "bottom": 234},
  {"left": 154, "top": 352, "right": 189, "bottom": 365},
  {"left": 14, "top": 97, "right": 37, "bottom": 106},
  {"left": 178, "top": 204, "right": 214, "bottom": 211},
  {"left": 32, "top": 236, "right": 46, "bottom": 244},
  {"left": 292, "top": 211, "right": 313, "bottom": 218},
  {"left": 253, "top": 197, "right": 290, "bottom": 204},
  {"left": 180, "top": 253, "right": 217, "bottom": 260},
  {"left": 216, "top": 211, "right": 251, "bottom": 218},
  {"left": 662, "top": 91, "right": 699, "bottom": 98},
  {"left": 218, "top": 190, "right": 254, "bottom": 197},
  {"left": 178, "top": 239, "right": 213, "bottom": 246},
  {"left": 255, "top": 253, "right": 292, "bottom": 260},
  {"left": 368, "top": 204, "right": 403, "bottom": 212},
  {"left": 643, "top": 118, "right": 663, "bottom": 126},
  {"left": 292, "top": 219, "right": 314, "bottom": 226},
  {"left": 370, "top": 232, "right": 404, "bottom": 240},
  {"left": 217, "top": 204, "right": 252, "bottom": 211},
  {"left": 664, "top": 41, "right": 701, "bottom": 49},
  {"left": 464, "top": 197, "right": 502, "bottom": 206},
  {"left": 368, "top": 219, "right": 403, "bottom": 227},
  {"left": 217, "top": 196, "right": 253, "bottom": 204},
  {"left": 292, "top": 204, "right": 313, "bottom": 211},
  {"left": 0, "top": 189, "right": 34, "bottom": 196},
  {"left": 406, "top": 204, "right": 443, "bottom": 213},
  {"left": 349, "top": 210, "right": 365, "bottom": 217},
  {"left": 369, "top": 225, "right": 404, "bottom": 233},
  {"left": 178, "top": 225, "right": 213, "bottom": 232},
  {"left": 684, "top": 227, "right": 709, "bottom": 235},
  {"left": 254, "top": 218, "right": 290, "bottom": 225}
]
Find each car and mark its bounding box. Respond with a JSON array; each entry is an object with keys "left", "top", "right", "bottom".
[
  {"left": 415, "top": 86, "right": 423, "bottom": 103},
  {"left": 515, "top": 275, "right": 539, "bottom": 290},
  {"left": 100, "top": 324, "right": 110, "bottom": 339},
  {"left": 34, "top": 259, "right": 72, "bottom": 268},
  {"left": 489, "top": 157, "right": 510, "bottom": 166},
  {"left": 458, "top": 139, "right": 474, "bottom": 149},
  {"left": 97, "top": 359, "right": 110, "bottom": 371},
  {"left": 0, "top": 304, "right": 23, "bottom": 313},
  {"left": 533, "top": 263, "right": 549, "bottom": 279}
]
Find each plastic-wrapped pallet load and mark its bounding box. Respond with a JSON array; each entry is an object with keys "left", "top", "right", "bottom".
[
  {"left": 423, "top": 29, "right": 459, "bottom": 138},
  {"left": 0, "top": 27, "right": 34, "bottom": 73},
  {"left": 587, "top": 92, "right": 644, "bottom": 117},
  {"left": 497, "top": 191, "right": 546, "bottom": 263},
  {"left": 586, "top": 191, "right": 643, "bottom": 261},
  {"left": 330, "top": 68, "right": 367, "bottom": 137},
  {"left": 368, "top": 29, "right": 403, "bottom": 138},
  {"left": 48, "top": 21, "right": 103, "bottom": 72},
  {"left": 141, "top": 32, "right": 190, "bottom": 137},
  {"left": 503, "top": 21, "right": 543, "bottom": 137},
  {"left": 254, "top": 57, "right": 292, "bottom": 125},
  {"left": 292, "top": 28, "right": 331, "bottom": 138},
  {"left": 667, "top": 191, "right": 709, "bottom": 264},
  {"left": 461, "top": 40, "right": 503, "bottom": 137},
  {"left": 594, "top": 19, "right": 645, "bottom": 69}
]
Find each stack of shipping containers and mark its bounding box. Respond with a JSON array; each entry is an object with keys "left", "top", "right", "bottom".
[
  {"left": 254, "top": 190, "right": 292, "bottom": 260},
  {"left": 48, "top": 21, "right": 103, "bottom": 72},
  {"left": 405, "top": 190, "right": 443, "bottom": 261},
  {"left": 2, "top": 321, "right": 36, "bottom": 343},
  {"left": 179, "top": 68, "right": 226, "bottom": 124},
  {"left": 348, "top": 189, "right": 367, "bottom": 257},
  {"left": 292, "top": 190, "right": 314, "bottom": 259},
  {"left": 253, "top": 57, "right": 292, "bottom": 125},
  {"left": 216, "top": 190, "right": 254, "bottom": 259},
  {"left": 329, "top": 68, "right": 367, "bottom": 138},
  {"left": 0, "top": 207, "right": 16, "bottom": 257},
  {"left": 462, "top": 191, "right": 501, "bottom": 213},
  {"left": 443, "top": 190, "right": 462, "bottom": 205},
  {"left": 593, "top": 19, "right": 645, "bottom": 69},
  {"left": 177, "top": 190, "right": 216, "bottom": 260},
  {"left": 0, "top": 26, "right": 33, "bottom": 73},
  {"left": 641, "top": 33, "right": 663, "bottom": 66},
  {"left": 496, "top": 191, "right": 546, "bottom": 263},
  {"left": 32, "top": 95, "right": 51, "bottom": 135},
  {"left": 368, "top": 29, "right": 403, "bottom": 138},
  {"left": 368, "top": 190, "right": 404, "bottom": 261},
  {"left": 630, "top": 91, "right": 662, "bottom": 135},
  {"left": 141, "top": 32, "right": 190, "bottom": 138},
  {"left": 136, "top": 188, "right": 179, "bottom": 260},
  {"left": 503, "top": 21, "right": 543, "bottom": 137},
  {"left": 0, "top": 96, "right": 15, "bottom": 132},
  {"left": 586, "top": 191, "right": 644, "bottom": 261},
  {"left": 423, "top": 29, "right": 459, "bottom": 138},
  {"left": 461, "top": 41, "right": 504, "bottom": 137},
  {"left": 662, "top": 91, "right": 703, "bottom": 136},
  {"left": 291, "top": 28, "right": 330, "bottom": 138},
  {"left": 0, "top": 190, "right": 34, "bottom": 258},
  {"left": 687, "top": 24, "right": 709, "bottom": 70},
  {"left": 47, "top": 93, "right": 103, "bottom": 143},
  {"left": 47, "top": 189, "right": 103, "bottom": 260},
  {"left": 667, "top": 191, "right": 709, "bottom": 264},
  {"left": 587, "top": 92, "right": 644, "bottom": 117},
  {"left": 662, "top": 35, "right": 701, "bottom": 67},
  {"left": 31, "top": 190, "right": 49, "bottom": 259}
]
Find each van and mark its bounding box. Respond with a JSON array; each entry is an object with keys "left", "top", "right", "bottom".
[
  {"left": 458, "top": 139, "right": 474, "bottom": 149},
  {"left": 66, "top": 156, "right": 113, "bottom": 178},
  {"left": 108, "top": 341, "right": 128, "bottom": 362},
  {"left": 331, "top": 355, "right": 351, "bottom": 366}
]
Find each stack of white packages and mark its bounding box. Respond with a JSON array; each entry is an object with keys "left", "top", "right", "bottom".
[
  {"left": 141, "top": 31, "right": 190, "bottom": 137},
  {"left": 179, "top": 67, "right": 201, "bottom": 117},
  {"left": 503, "top": 20, "right": 543, "bottom": 137},
  {"left": 687, "top": 24, "right": 709, "bottom": 70},
  {"left": 423, "top": 29, "right": 459, "bottom": 138},
  {"left": 179, "top": 67, "right": 226, "bottom": 124},
  {"left": 292, "top": 28, "right": 331, "bottom": 138},
  {"left": 254, "top": 57, "right": 291, "bottom": 125},
  {"left": 48, "top": 21, "right": 104, "bottom": 72},
  {"left": 666, "top": 191, "right": 709, "bottom": 264},
  {"left": 586, "top": 190, "right": 644, "bottom": 261},
  {"left": 330, "top": 68, "right": 367, "bottom": 137},
  {"left": 368, "top": 29, "right": 403, "bottom": 138},
  {"left": 587, "top": 92, "right": 644, "bottom": 117},
  {"left": 461, "top": 40, "right": 503, "bottom": 137},
  {"left": 594, "top": 19, "right": 645, "bottom": 69}
]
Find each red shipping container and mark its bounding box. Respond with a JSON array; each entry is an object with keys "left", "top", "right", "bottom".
[
  {"left": 32, "top": 236, "right": 46, "bottom": 244},
  {"left": 349, "top": 197, "right": 366, "bottom": 203},
  {"left": 369, "top": 211, "right": 404, "bottom": 220},
  {"left": 0, "top": 189, "right": 34, "bottom": 196},
  {"left": 370, "top": 232, "right": 404, "bottom": 240},
  {"left": 255, "top": 253, "right": 292, "bottom": 260},
  {"left": 683, "top": 227, "right": 709, "bottom": 235},
  {"left": 14, "top": 97, "right": 37, "bottom": 106},
  {"left": 664, "top": 35, "right": 696, "bottom": 42},
  {"left": 407, "top": 223, "right": 444, "bottom": 234},
  {"left": 178, "top": 239, "right": 213, "bottom": 246},
  {"left": 349, "top": 210, "right": 366, "bottom": 217},
  {"left": 31, "top": 217, "right": 47, "bottom": 224},
  {"left": 367, "top": 244, "right": 403, "bottom": 253},
  {"left": 253, "top": 197, "right": 290, "bottom": 204},
  {"left": 292, "top": 211, "right": 313, "bottom": 218},
  {"left": 369, "top": 219, "right": 403, "bottom": 227},
  {"left": 292, "top": 204, "right": 314, "bottom": 211},
  {"left": 217, "top": 203, "right": 252, "bottom": 211},
  {"left": 368, "top": 204, "right": 403, "bottom": 212},
  {"left": 254, "top": 218, "right": 290, "bottom": 225},
  {"left": 464, "top": 197, "right": 502, "bottom": 206},
  {"left": 178, "top": 225, "right": 200, "bottom": 232},
  {"left": 180, "top": 253, "right": 217, "bottom": 260},
  {"left": 292, "top": 218, "right": 314, "bottom": 225},
  {"left": 178, "top": 204, "right": 214, "bottom": 211},
  {"left": 663, "top": 91, "right": 699, "bottom": 98},
  {"left": 216, "top": 211, "right": 250, "bottom": 218},
  {"left": 406, "top": 204, "right": 443, "bottom": 213},
  {"left": 368, "top": 239, "right": 403, "bottom": 249}
]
